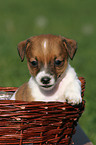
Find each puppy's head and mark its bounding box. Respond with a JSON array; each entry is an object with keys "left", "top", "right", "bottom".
[{"left": 17, "top": 34, "right": 77, "bottom": 90}]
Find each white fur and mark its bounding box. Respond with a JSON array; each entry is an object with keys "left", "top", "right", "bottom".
[
  {"left": 28, "top": 64, "right": 82, "bottom": 104},
  {"left": 42, "top": 39, "right": 48, "bottom": 67},
  {"left": 44, "top": 40, "right": 47, "bottom": 49},
  {"left": 11, "top": 90, "right": 17, "bottom": 100}
]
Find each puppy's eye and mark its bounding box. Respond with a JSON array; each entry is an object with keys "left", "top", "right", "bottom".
[
  {"left": 31, "top": 60, "right": 38, "bottom": 67},
  {"left": 54, "top": 59, "right": 63, "bottom": 66}
]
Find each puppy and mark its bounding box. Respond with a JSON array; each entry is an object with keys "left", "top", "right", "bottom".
[{"left": 11, "top": 34, "right": 82, "bottom": 105}]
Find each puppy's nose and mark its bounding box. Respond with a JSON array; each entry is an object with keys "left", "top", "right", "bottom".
[{"left": 41, "top": 76, "right": 51, "bottom": 84}]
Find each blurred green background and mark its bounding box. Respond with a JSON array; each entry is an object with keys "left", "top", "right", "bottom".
[{"left": 0, "top": 0, "right": 96, "bottom": 144}]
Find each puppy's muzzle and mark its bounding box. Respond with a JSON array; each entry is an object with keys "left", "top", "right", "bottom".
[
  {"left": 40, "top": 75, "right": 54, "bottom": 89},
  {"left": 41, "top": 76, "right": 51, "bottom": 85},
  {"left": 35, "top": 71, "right": 55, "bottom": 90}
]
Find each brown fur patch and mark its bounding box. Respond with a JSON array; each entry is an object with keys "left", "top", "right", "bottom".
[{"left": 15, "top": 82, "right": 34, "bottom": 101}]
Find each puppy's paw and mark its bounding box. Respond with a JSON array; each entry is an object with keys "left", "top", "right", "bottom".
[{"left": 65, "top": 90, "right": 82, "bottom": 105}]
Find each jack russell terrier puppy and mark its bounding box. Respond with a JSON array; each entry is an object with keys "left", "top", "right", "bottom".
[{"left": 11, "top": 34, "right": 82, "bottom": 105}]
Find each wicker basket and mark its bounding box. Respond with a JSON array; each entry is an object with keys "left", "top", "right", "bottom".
[{"left": 0, "top": 77, "right": 85, "bottom": 145}]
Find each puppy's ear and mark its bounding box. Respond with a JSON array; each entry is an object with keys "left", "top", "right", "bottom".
[
  {"left": 17, "top": 39, "right": 30, "bottom": 62},
  {"left": 62, "top": 37, "right": 77, "bottom": 60}
]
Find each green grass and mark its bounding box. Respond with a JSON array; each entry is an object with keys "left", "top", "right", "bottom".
[{"left": 0, "top": 0, "right": 96, "bottom": 144}]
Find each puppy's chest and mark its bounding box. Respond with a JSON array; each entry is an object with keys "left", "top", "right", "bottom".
[{"left": 28, "top": 78, "right": 66, "bottom": 102}]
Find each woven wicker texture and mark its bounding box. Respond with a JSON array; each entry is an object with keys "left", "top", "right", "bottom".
[{"left": 0, "top": 77, "right": 85, "bottom": 145}]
